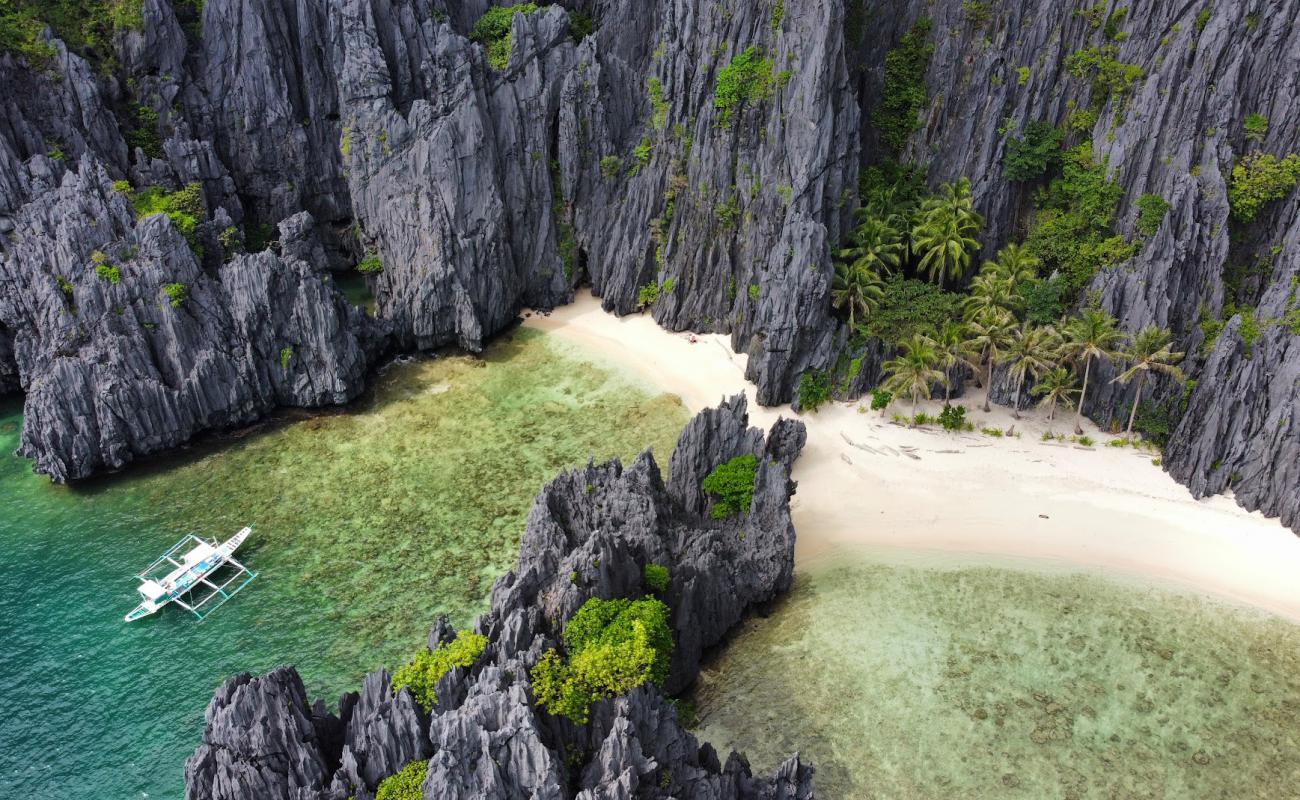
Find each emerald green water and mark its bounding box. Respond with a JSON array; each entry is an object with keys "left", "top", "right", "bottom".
[
  {"left": 0, "top": 328, "right": 688, "bottom": 799},
  {"left": 693, "top": 550, "right": 1300, "bottom": 799}
]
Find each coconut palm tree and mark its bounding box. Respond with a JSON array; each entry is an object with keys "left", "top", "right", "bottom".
[
  {"left": 838, "top": 215, "right": 904, "bottom": 277},
  {"left": 882, "top": 335, "right": 944, "bottom": 420},
  {"left": 831, "top": 261, "right": 884, "bottom": 330},
  {"left": 1001, "top": 323, "right": 1061, "bottom": 419},
  {"left": 1060, "top": 308, "right": 1124, "bottom": 434},
  {"left": 927, "top": 320, "right": 969, "bottom": 405},
  {"left": 913, "top": 177, "right": 984, "bottom": 287},
  {"left": 1112, "top": 325, "right": 1185, "bottom": 438},
  {"left": 962, "top": 272, "right": 1022, "bottom": 322},
  {"left": 913, "top": 215, "right": 981, "bottom": 286},
  {"left": 961, "top": 308, "right": 1016, "bottom": 412},
  {"left": 984, "top": 242, "right": 1040, "bottom": 285},
  {"left": 1032, "top": 366, "right": 1079, "bottom": 432}
]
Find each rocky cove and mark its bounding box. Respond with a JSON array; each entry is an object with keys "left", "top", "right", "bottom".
[
  {"left": 2, "top": 0, "right": 1300, "bottom": 798},
  {"left": 0, "top": 330, "right": 689, "bottom": 798}
]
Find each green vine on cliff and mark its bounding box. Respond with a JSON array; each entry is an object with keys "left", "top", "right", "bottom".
[{"left": 872, "top": 18, "right": 933, "bottom": 155}]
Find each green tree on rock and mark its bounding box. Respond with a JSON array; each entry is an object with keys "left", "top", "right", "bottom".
[
  {"left": 912, "top": 177, "right": 983, "bottom": 286},
  {"left": 1032, "top": 367, "right": 1079, "bottom": 433},
  {"left": 1000, "top": 323, "right": 1061, "bottom": 419},
  {"left": 962, "top": 308, "right": 1016, "bottom": 412},
  {"left": 927, "top": 320, "right": 969, "bottom": 405},
  {"left": 1060, "top": 308, "right": 1124, "bottom": 434},
  {"left": 882, "top": 334, "right": 943, "bottom": 419},
  {"left": 1113, "top": 325, "right": 1184, "bottom": 439},
  {"left": 831, "top": 261, "right": 884, "bottom": 330}
]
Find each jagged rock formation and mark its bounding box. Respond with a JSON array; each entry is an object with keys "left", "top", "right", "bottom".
[
  {"left": 0, "top": 157, "right": 384, "bottom": 480},
  {"left": 847, "top": 0, "right": 1300, "bottom": 530},
  {"left": 185, "top": 397, "right": 815, "bottom": 799},
  {"left": 1, "top": 0, "right": 1297, "bottom": 529}
]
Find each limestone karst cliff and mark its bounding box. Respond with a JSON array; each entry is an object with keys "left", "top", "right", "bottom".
[
  {"left": 0, "top": 0, "right": 1297, "bottom": 529},
  {"left": 184, "top": 397, "right": 814, "bottom": 800}
]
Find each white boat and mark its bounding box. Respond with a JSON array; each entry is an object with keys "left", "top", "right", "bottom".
[{"left": 125, "top": 527, "right": 257, "bottom": 622}]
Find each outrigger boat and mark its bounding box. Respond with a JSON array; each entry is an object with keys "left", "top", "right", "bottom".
[{"left": 124, "top": 527, "right": 257, "bottom": 622}]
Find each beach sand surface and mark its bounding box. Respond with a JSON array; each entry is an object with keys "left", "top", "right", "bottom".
[{"left": 524, "top": 291, "right": 1300, "bottom": 621}]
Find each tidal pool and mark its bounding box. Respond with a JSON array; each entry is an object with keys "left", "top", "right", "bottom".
[
  {"left": 693, "top": 549, "right": 1300, "bottom": 799},
  {"left": 0, "top": 327, "right": 687, "bottom": 799}
]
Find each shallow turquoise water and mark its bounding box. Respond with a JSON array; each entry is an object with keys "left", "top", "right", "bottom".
[
  {"left": 693, "top": 549, "right": 1300, "bottom": 799},
  {"left": 0, "top": 330, "right": 687, "bottom": 799}
]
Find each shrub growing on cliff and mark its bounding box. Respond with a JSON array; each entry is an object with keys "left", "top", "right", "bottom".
[
  {"left": 861, "top": 274, "right": 962, "bottom": 345},
  {"left": 873, "top": 18, "right": 933, "bottom": 154},
  {"left": 1227, "top": 152, "right": 1300, "bottom": 224},
  {"left": 531, "top": 597, "right": 674, "bottom": 724},
  {"left": 1003, "top": 121, "right": 1062, "bottom": 182},
  {"left": 131, "top": 183, "right": 205, "bottom": 252},
  {"left": 714, "top": 46, "right": 774, "bottom": 128},
  {"left": 0, "top": 0, "right": 144, "bottom": 65},
  {"left": 357, "top": 253, "right": 384, "bottom": 274},
  {"left": 1135, "top": 193, "right": 1171, "bottom": 236},
  {"left": 394, "top": 630, "right": 488, "bottom": 710},
  {"left": 162, "top": 282, "right": 188, "bottom": 308},
  {"left": 1025, "top": 142, "right": 1134, "bottom": 294},
  {"left": 643, "top": 563, "right": 670, "bottom": 593},
  {"left": 375, "top": 760, "right": 428, "bottom": 800},
  {"left": 392, "top": 630, "right": 488, "bottom": 711},
  {"left": 471, "top": 3, "right": 540, "bottom": 70},
  {"left": 798, "top": 369, "right": 831, "bottom": 412},
  {"left": 701, "top": 453, "right": 758, "bottom": 518}
]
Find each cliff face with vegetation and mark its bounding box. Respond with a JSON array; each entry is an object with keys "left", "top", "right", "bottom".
[
  {"left": 185, "top": 398, "right": 813, "bottom": 800},
  {"left": 1, "top": 0, "right": 1297, "bottom": 528}
]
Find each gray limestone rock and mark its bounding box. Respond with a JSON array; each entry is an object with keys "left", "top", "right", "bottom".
[{"left": 185, "top": 399, "right": 814, "bottom": 799}]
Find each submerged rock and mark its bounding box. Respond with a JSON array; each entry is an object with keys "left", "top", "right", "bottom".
[{"left": 185, "top": 398, "right": 814, "bottom": 799}]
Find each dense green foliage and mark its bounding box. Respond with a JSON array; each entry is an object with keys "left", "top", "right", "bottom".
[
  {"left": 797, "top": 369, "right": 832, "bottom": 413},
  {"left": 938, "top": 404, "right": 968, "bottom": 431},
  {"left": 125, "top": 104, "right": 164, "bottom": 159},
  {"left": 95, "top": 263, "right": 121, "bottom": 284},
  {"left": 643, "top": 563, "right": 669, "bottom": 593},
  {"left": 701, "top": 453, "right": 758, "bottom": 518},
  {"left": 873, "top": 18, "right": 933, "bottom": 154},
  {"left": 131, "top": 183, "right": 205, "bottom": 252},
  {"left": 1243, "top": 112, "right": 1269, "bottom": 142},
  {"left": 1002, "top": 121, "right": 1062, "bottom": 182},
  {"left": 471, "top": 3, "right": 539, "bottom": 70},
  {"left": 1227, "top": 152, "right": 1300, "bottom": 224},
  {"left": 881, "top": 335, "right": 943, "bottom": 415},
  {"left": 861, "top": 274, "right": 962, "bottom": 345},
  {"left": 375, "top": 760, "right": 428, "bottom": 800},
  {"left": 714, "top": 46, "right": 773, "bottom": 128},
  {"left": 1064, "top": 44, "right": 1144, "bottom": 108},
  {"left": 647, "top": 77, "right": 667, "bottom": 129},
  {"left": 912, "top": 177, "right": 983, "bottom": 285},
  {"left": 1135, "top": 193, "right": 1170, "bottom": 236},
  {"left": 90, "top": 250, "right": 120, "bottom": 284},
  {"left": 870, "top": 388, "right": 892, "bottom": 411},
  {"left": 392, "top": 630, "right": 489, "bottom": 711},
  {"left": 357, "top": 253, "right": 384, "bottom": 274},
  {"left": 0, "top": 0, "right": 143, "bottom": 64},
  {"left": 1015, "top": 276, "right": 1068, "bottom": 324},
  {"left": 279, "top": 346, "right": 294, "bottom": 370},
  {"left": 162, "top": 282, "right": 188, "bottom": 308},
  {"left": 1025, "top": 142, "right": 1134, "bottom": 295},
  {"left": 531, "top": 597, "right": 674, "bottom": 724}
]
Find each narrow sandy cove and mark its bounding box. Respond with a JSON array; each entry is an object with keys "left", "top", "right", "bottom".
[{"left": 524, "top": 291, "right": 1300, "bottom": 622}]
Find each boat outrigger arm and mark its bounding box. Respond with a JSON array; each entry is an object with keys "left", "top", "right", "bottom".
[{"left": 124, "top": 527, "right": 257, "bottom": 622}]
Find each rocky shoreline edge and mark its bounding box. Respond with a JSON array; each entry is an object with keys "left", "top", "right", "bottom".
[{"left": 183, "top": 396, "right": 814, "bottom": 800}]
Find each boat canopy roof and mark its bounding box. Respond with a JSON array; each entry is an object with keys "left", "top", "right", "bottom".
[{"left": 138, "top": 579, "right": 168, "bottom": 601}]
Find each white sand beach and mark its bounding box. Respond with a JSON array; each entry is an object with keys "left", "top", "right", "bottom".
[{"left": 525, "top": 291, "right": 1300, "bottom": 622}]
